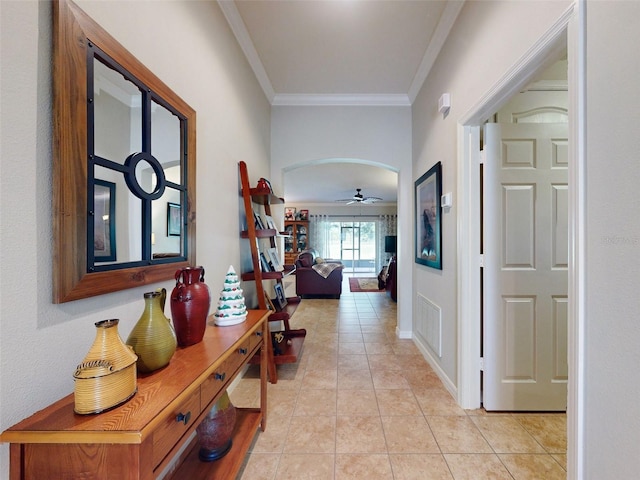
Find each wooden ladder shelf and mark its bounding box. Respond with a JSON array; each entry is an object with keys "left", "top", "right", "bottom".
[{"left": 238, "top": 161, "right": 306, "bottom": 383}]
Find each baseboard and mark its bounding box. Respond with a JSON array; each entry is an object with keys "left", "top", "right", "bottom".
[
  {"left": 396, "top": 325, "right": 412, "bottom": 339},
  {"left": 412, "top": 335, "right": 458, "bottom": 399}
]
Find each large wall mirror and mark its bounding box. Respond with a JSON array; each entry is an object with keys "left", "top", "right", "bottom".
[{"left": 53, "top": 0, "right": 196, "bottom": 303}]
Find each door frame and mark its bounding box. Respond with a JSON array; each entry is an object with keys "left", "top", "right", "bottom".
[{"left": 455, "top": 3, "right": 584, "bottom": 479}]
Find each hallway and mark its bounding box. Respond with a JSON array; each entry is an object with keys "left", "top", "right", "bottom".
[{"left": 232, "top": 283, "right": 566, "bottom": 479}]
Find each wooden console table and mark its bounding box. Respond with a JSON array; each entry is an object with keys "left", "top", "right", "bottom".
[{"left": 0, "top": 310, "right": 269, "bottom": 480}]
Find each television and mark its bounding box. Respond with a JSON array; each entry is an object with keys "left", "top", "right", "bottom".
[{"left": 384, "top": 235, "right": 397, "bottom": 253}]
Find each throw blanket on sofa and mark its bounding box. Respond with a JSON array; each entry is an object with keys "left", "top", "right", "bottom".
[{"left": 312, "top": 262, "right": 343, "bottom": 279}]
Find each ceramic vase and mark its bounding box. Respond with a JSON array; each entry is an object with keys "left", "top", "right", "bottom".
[
  {"left": 126, "top": 289, "right": 177, "bottom": 373},
  {"left": 74, "top": 319, "right": 138, "bottom": 414},
  {"left": 196, "top": 391, "right": 237, "bottom": 461},
  {"left": 170, "top": 266, "right": 211, "bottom": 346}
]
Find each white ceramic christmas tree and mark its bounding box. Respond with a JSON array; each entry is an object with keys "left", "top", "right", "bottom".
[{"left": 213, "top": 266, "right": 248, "bottom": 326}]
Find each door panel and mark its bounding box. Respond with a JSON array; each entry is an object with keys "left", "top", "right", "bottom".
[{"left": 483, "top": 122, "right": 568, "bottom": 411}]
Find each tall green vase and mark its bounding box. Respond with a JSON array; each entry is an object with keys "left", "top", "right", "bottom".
[{"left": 126, "top": 289, "right": 177, "bottom": 373}]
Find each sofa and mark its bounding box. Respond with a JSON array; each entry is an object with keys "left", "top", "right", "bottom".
[{"left": 294, "top": 249, "right": 344, "bottom": 299}]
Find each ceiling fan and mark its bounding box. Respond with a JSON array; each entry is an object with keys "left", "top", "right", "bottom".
[{"left": 335, "top": 188, "right": 382, "bottom": 205}]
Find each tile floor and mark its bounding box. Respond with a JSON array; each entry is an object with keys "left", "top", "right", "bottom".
[{"left": 231, "top": 277, "right": 566, "bottom": 479}]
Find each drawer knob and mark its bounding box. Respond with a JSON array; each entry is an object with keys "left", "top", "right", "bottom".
[
  {"left": 255, "top": 331, "right": 263, "bottom": 337},
  {"left": 176, "top": 411, "right": 191, "bottom": 425},
  {"left": 238, "top": 348, "right": 248, "bottom": 355},
  {"left": 214, "top": 372, "right": 226, "bottom": 381}
]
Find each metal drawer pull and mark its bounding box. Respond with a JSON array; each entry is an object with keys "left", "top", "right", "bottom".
[
  {"left": 214, "top": 372, "right": 226, "bottom": 381},
  {"left": 238, "top": 348, "right": 248, "bottom": 355},
  {"left": 176, "top": 411, "right": 191, "bottom": 425}
]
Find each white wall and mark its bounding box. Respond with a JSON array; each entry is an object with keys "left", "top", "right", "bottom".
[
  {"left": 412, "top": 0, "right": 571, "bottom": 391},
  {"left": 582, "top": 1, "right": 640, "bottom": 477},
  {"left": 271, "top": 106, "right": 413, "bottom": 336},
  {"left": 0, "top": 1, "right": 270, "bottom": 475}
]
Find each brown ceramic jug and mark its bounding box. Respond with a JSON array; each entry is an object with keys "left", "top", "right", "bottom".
[{"left": 170, "top": 266, "right": 211, "bottom": 346}]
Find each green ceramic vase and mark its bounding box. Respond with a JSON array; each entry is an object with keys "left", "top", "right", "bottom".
[{"left": 126, "top": 289, "right": 177, "bottom": 373}]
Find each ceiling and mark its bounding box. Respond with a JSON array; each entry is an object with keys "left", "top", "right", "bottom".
[{"left": 219, "top": 0, "right": 465, "bottom": 205}]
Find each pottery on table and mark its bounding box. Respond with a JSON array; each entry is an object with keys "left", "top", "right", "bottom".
[
  {"left": 170, "top": 266, "right": 211, "bottom": 346},
  {"left": 73, "top": 319, "right": 138, "bottom": 414},
  {"left": 126, "top": 288, "right": 177, "bottom": 373}
]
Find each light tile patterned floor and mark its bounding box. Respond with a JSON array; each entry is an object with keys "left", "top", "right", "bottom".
[{"left": 231, "top": 277, "right": 566, "bottom": 479}]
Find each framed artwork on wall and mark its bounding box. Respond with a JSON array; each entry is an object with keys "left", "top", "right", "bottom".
[
  {"left": 284, "top": 207, "right": 296, "bottom": 221},
  {"left": 415, "top": 161, "right": 442, "bottom": 269},
  {"left": 167, "top": 202, "right": 181, "bottom": 237}
]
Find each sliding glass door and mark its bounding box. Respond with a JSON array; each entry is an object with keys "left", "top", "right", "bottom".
[{"left": 338, "top": 221, "right": 376, "bottom": 274}]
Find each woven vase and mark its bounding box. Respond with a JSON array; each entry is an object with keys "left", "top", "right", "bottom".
[
  {"left": 73, "top": 319, "right": 138, "bottom": 415},
  {"left": 126, "top": 288, "right": 177, "bottom": 373}
]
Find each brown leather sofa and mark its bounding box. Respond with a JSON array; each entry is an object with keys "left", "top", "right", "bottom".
[{"left": 294, "top": 249, "right": 344, "bottom": 299}]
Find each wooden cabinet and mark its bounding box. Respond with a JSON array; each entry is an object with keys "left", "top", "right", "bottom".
[
  {"left": 284, "top": 220, "right": 309, "bottom": 265},
  {"left": 0, "top": 310, "right": 269, "bottom": 480}
]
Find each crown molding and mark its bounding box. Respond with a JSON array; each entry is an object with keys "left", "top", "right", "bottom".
[
  {"left": 217, "top": 0, "right": 275, "bottom": 103},
  {"left": 272, "top": 94, "right": 411, "bottom": 107},
  {"left": 407, "top": 0, "right": 465, "bottom": 104}
]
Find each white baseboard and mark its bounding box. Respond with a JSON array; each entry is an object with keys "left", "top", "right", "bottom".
[{"left": 413, "top": 335, "right": 457, "bottom": 398}]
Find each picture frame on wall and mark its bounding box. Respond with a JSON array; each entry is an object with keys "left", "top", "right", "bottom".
[
  {"left": 94, "top": 179, "right": 116, "bottom": 262},
  {"left": 284, "top": 207, "right": 296, "bottom": 221},
  {"left": 167, "top": 202, "right": 181, "bottom": 237},
  {"left": 298, "top": 209, "right": 309, "bottom": 220},
  {"left": 415, "top": 161, "right": 442, "bottom": 269}
]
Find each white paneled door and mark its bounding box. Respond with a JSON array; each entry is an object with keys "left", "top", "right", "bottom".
[{"left": 483, "top": 122, "right": 568, "bottom": 411}]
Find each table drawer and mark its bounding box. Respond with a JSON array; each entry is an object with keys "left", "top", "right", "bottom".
[
  {"left": 152, "top": 388, "right": 200, "bottom": 468},
  {"left": 201, "top": 339, "right": 251, "bottom": 404},
  {"left": 248, "top": 326, "right": 264, "bottom": 353}
]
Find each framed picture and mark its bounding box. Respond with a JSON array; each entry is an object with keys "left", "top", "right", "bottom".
[
  {"left": 298, "top": 209, "right": 309, "bottom": 220},
  {"left": 284, "top": 207, "right": 296, "bottom": 221},
  {"left": 264, "top": 214, "right": 277, "bottom": 231},
  {"left": 253, "top": 209, "right": 265, "bottom": 229},
  {"left": 274, "top": 283, "right": 287, "bottom": 309},
  {"left": 267, "top": 247, "right": 283, "bottom": 272},
  {"left": 94, "top": 179, "right": 116, "bottom": 262},
  {"left": 259, "top": 252, "right": 271, "bottom": 272},
  {"left": 415, "top": 161, "right": 442, "bottom": 269},
  {"left": 167, "top": 202, "right": 181, "bottom": 237},
  {"left": 264, "top": 292, "right": 276, "bottom": 311}
]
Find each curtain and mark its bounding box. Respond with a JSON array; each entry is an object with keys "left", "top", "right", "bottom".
[
  {"left": 309, "top": 214, "right": 331, "bottom": 258},
  {"left": 376, "top": 214, "right": 397, "bottom": 272}
]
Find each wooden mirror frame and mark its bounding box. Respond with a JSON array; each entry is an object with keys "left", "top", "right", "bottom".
[{"left": 53, "top": 0, "right": 196, "bottom": 303}]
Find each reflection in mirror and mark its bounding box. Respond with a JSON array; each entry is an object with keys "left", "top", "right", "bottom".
[
  {"left": 94, "top": 165, "right": 143, "bottom": 264},
  {"left": 89, "top": 52, "right": 187, "bottom": 271},
  {"left": 53, "top": 0, "right": 196, "bottom": 303},
  {"left": 151, "top": 165, "right": 183, "bottom": 258},
  {"left": 93, "top": 59, "right": 141, "bottom": 162},
  {"left": 93, "top": 179, "right": 116, "bottom": 262}
]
